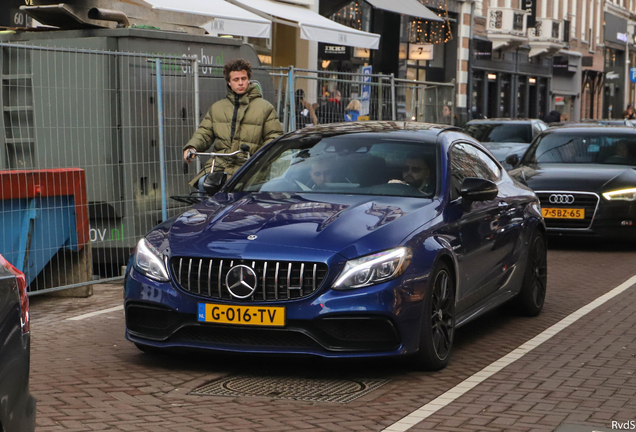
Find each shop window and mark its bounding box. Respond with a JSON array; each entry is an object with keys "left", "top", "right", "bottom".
[
  {"left": 331, "top": 0, "right": 371, "bottom": 32},
  {"left": 471, "top": 71, "right": 484, "bottom": 119},
  {"left": 604, "top": 48, "right": 619, "bottom": 68},
  {"left": 406, "top": 16, "right": 452, "bottom": 44}
]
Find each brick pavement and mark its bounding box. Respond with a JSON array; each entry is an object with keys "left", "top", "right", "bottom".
[{"left": 28, "top": 241, "right": 636, "bottom": 431}]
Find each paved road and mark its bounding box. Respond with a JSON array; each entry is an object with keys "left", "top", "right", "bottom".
[{"left": 29, "top": 238, "right": 636, "bottom": 431}]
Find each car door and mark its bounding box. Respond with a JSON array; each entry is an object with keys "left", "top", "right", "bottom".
[{"left": 443, "top": 143, "right": 512, "bottom": 313}]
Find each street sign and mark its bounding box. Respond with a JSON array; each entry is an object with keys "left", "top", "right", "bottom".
[
  {"left": 630, "top": 67, "right": 636, "bottom": 84},
  {"left": 360, "top": 65, "right": 372, "bottom": 117}
]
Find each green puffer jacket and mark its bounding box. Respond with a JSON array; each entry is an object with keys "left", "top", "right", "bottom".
[{"left": 184, "top": 83, "right": 283, "bottom": 187}]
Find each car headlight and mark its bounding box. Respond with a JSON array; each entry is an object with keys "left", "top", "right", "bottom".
[
  {"left": 134, "top": 238, "right": 170, "bottom": 282},
  {"left": 602, "top": 188, "right": 636, "bottom": 201},
  {"left": 333, "top": 247, "right": 412, "bottom": 290}
]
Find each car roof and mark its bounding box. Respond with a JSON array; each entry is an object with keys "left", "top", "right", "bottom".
[
  {"left": 285, "top": 121, "right": 461, "bottom": 142},
  {"left": 464, "top": 118, "right": 540, "bottom": 124},
  {"left": 543, "top": 124, "right": 636, "bottom": 133}
]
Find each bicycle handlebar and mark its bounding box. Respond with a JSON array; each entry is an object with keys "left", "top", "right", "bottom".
[
  {"left": 187, "top": 144, "right": 251, "bottom": 160},
  {"left": 184, "top": 144, "right": 251, "bottom": 175}
]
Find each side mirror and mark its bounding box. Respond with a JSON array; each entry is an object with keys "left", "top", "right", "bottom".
[
  {"left": 505, "top": 154, "right": 520, "bottom": 167},
  {"left": 202, "top": 172, "right": 227, "bottom": 195},
  {"left": 460, "top": 178, "right": 498, "bottom": 205}
]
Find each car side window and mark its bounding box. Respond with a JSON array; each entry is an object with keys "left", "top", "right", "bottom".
[
  {"left": 450, "top": 143, "right": 500, "bottom": 201},
  {"left": 468, "top": 145, "right": 501, "bottom": 180}
]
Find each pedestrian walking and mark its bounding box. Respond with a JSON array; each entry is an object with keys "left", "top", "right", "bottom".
[
  {"left": 344, "top": 99, "right": 361, "bottom": 122},
  {"left": 316, "top": 89, "right": 345, "bottom": 124},
  {"left": 542, "top": 110, "right": 562, "bottom": 124},
  {"left": 623, "top": 104, "right": 635, "bottom": 119},
  {"left": 295, "top": 89, "right": 318, "bottom": 129},
  {"left": 183, "top": 58, "right": 283, "bottom": 188}
]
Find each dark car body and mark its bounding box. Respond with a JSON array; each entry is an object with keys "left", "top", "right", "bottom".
[
  {"left": 124, "top": 122, "right": 546, "bottom": 369},
  {"left": 0, "top": 254, "right": 35, "bottom": 432},
  {"left": 462, "top": 119, "right": 548, "bottom": 170},
  {"left": 509, "top": 125, "right": 636, "bottom": 239},
  {"left": 569, "top": 119, "right": 636, "bottom": 127}
]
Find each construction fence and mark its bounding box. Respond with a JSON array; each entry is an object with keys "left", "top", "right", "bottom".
[{"left": 0, "top": 42, "right": 455, "bottom": 295}]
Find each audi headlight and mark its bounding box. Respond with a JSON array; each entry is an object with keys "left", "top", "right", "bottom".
[
  {"left": 602, "top": 188, "right": 636, "bottom": 201},
  {"left": 134, "top": 238, "right": 170, "bottom": 282},
  {"left": 333, "top": 247, "right": 412, "bottom": 290}
]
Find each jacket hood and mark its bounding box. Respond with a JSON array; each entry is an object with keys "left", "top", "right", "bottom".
[
  {"left": 226, "top": 82, "right": 262, "bottom": 104},
  {"left": 163, "top": 192, "right": 439, "bottom": 261}
]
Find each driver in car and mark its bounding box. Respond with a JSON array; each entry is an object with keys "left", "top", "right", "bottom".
[{"left": 389, "top": 155, "right": 434, "bottom": 195}]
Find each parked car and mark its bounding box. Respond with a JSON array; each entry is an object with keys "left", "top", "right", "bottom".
[
  {"left": 507, "top": 125, "right": 636, "bottom": 239},
  {"left": 462, "top": 119, "right": 548, "bottom": 170},
  {"left": 124, "top": 122, "right": 546, "bottom": 370},
  {"left": 0, "top": 254, "right": 36, "bottom": 432}
]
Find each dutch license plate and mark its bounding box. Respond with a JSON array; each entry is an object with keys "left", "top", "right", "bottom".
[
  {"left": 542, "top": 208, "right": 585, "bottom": 219},
  {"left": 198, "top": 303, "right": 285, "bottom": 327}
]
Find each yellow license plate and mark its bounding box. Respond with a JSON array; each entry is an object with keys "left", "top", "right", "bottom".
[
  {"left": 542, "top": 208, "right": 585, "bottom": 219},
  {"left": 198, "top": 303, "right": 285, "bottom": 327}
]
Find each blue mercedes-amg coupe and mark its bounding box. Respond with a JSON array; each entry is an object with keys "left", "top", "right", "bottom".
[{"left": 124, "top": 122, "right": 546, "bottom": 370}]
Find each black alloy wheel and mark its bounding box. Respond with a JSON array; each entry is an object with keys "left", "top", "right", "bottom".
[
  {"left": 515, "top": 231, "right": 547, "bottom": 316},
  {"left": 414, "top": 262, "right": 456, "bottom": 370}
]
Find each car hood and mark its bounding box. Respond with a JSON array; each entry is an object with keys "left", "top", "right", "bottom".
[
  {"left": 481, "top": 142, "right": 530, "bottom": 162},
  {"left": 162, "top": 192, "right": 440, "bottom": 260},
  {"left": 509, "top": 163, "right": 636, "bottom": 192}
]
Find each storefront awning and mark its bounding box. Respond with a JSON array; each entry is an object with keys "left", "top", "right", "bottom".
[
  {"left": 365, "top": 0, "right": 442, "bottom": 22},
  {"left": 228, "top": 0, "right": 381, "bottom": 49},
  {"left": 146, "top": 0, "right": 272, "bottom": 38}
]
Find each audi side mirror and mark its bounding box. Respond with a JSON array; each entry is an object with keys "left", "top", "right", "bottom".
[
  {"left": 505, "top": 154, "right": 520, "bottom": 167},
  {"left": 202, "top": 172, "right": 227, "bottom": 195}
]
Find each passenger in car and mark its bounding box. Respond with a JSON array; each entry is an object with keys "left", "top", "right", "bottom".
[
  {"left": 308, "top": 158, "right": 335, "bottom": 189},
  {"left": 605, "top": 140, "right": 634, "bottom": 165}
]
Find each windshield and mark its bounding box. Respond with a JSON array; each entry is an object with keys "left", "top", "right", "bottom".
[
  {"left": 462, "top": 123, "right": 533, "bottom": 143},
  {"left": 227, "top": 134, "right": 438, "bottom": 198},
  {"left": 523, "top": 132, "right": 636, "bottom": 165}
]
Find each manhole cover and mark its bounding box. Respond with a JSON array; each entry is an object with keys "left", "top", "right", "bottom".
[{"left": 190, "top": 374, "right": 390, "bottom": 403}]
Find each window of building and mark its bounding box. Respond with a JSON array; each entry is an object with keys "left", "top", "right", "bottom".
[{"left": 330, "top": 0, "right": 372, "bottom": 32}]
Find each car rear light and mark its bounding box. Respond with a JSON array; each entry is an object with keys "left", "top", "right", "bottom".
[{"left": 0, "top": 254, "right": 29, "bottom": 334}]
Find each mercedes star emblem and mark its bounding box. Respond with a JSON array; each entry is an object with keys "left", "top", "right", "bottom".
[{"left": 225, "top": 265, "right": 258, "bottom": 299}]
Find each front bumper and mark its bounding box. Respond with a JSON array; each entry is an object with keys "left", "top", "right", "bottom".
[
  {"left": 538, "top": 191, "right": 636, "bottom": 239},
  {"left": 546, "top": 202, "right": 636, "bottom": 239},
  {"left": 124, "top": 266, "right": 427, "bottom": 358}
]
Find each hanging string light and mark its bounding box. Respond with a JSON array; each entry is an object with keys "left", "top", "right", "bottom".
[{"left": 409, "top": 0, "right": 453, "bottom": 44}]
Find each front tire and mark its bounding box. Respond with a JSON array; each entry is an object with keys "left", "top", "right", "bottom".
[
  {"left": 413, "top": 262, "right": 456, "bottom": 371},
  {"left": 515, "top": 231, "right": 547, "bottom": 316}
]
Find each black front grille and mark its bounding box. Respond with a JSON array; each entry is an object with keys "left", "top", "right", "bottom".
[
  {"left": 171, "top": 325, "right": 321, "bottom": 349},
  {"left": 537, "top": 192, "right": 599, "bottom": 229},
  {"left": 126, "top": 303, "right": 183, "bottom": 340},
  {"left": 170, "top": 257, "right": 329, "bottom": 302},
  {"left": 314, "top": 318, "right": 398, "bottom": 343}
]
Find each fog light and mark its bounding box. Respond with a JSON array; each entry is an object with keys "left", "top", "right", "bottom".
[{"left": 621, "top": 220, "right": 633, "bottom": 226}]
